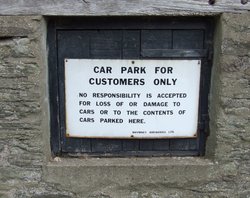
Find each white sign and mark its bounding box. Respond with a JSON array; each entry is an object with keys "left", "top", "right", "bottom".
[{"left": 64, "top": 59, "right": 201, "bottom": 138}]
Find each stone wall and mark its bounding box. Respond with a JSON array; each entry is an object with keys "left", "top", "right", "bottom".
[
  {"left": 0, "top": 13, "right": 249, "bottom": 198},
  {"left": 0, "top": 16, "right": 74, "bottom": 198}
]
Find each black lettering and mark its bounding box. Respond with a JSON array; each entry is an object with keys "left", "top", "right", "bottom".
[
  {"left": 89, "top": 78, "right": 94, "bottom": 85},
  {"left": 153, "top": 78, "right": 177, "bottom": 85},
  {"left": 79, "top": 101, "right": 91, "bottom": 106},
  {"left": 168, "top": 67, "right": 173, "bottom": 74},
  {"left": 79, "top": 109, "right": 94, "bottom": 114},
  {"left": 155, "top": 67, "right": 173, "bottom": 74},
  {"left": 128, "top": 119, "right": 145, "bottom": 124},
  {"left": 143, "top": 110, "right": 173, "bottom": 115},
  {"left": 94, "top": 66, "right": 112, "bottom": 73},
  {"left": 96, "top": 101, "right": 111, "bottom": 106},
  {"left": 143, "top": 102, "right": 168, "bottom": 107},
  {"left": 100, "top": 118, "right": 123, "bottom": 123},
  {"left": 93, "top": 66, "right": 99, "bottom": 73},
  {"left": 89, "top": 78, "right": 145, "bottom": 86},
  {"left": 79, "top": 117, "right": 94, "bottom": 122},
  {"left": 121, "top": 67, "right": 146, "bottom": 74}
]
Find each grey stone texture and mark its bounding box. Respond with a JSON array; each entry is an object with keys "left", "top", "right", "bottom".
[{"left": 0, "top": 12, "right": 249, "bottom": 198}]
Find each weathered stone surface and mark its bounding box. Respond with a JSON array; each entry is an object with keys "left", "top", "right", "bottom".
[
  {"left": 0, "top": 16, "right": 54, "bottom": 198},
  {"left": 0, "top": 11, "right": 250, "bottom": 198}
]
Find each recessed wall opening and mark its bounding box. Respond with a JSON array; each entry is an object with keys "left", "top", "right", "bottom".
[{"left": 47, "top": 17, "right": 214, "bottom": 157}]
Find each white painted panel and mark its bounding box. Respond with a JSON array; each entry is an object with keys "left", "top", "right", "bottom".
[{"left": 65, "top": 59, "right": 201, "bottom": 138}]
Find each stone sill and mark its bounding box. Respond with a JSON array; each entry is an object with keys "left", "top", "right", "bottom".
[
  {"left": 43, "top": 157, "right": 219, "bottom": 193},
  {"left": 47, "top": 156, "right": 215, "bottom": 167}
]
